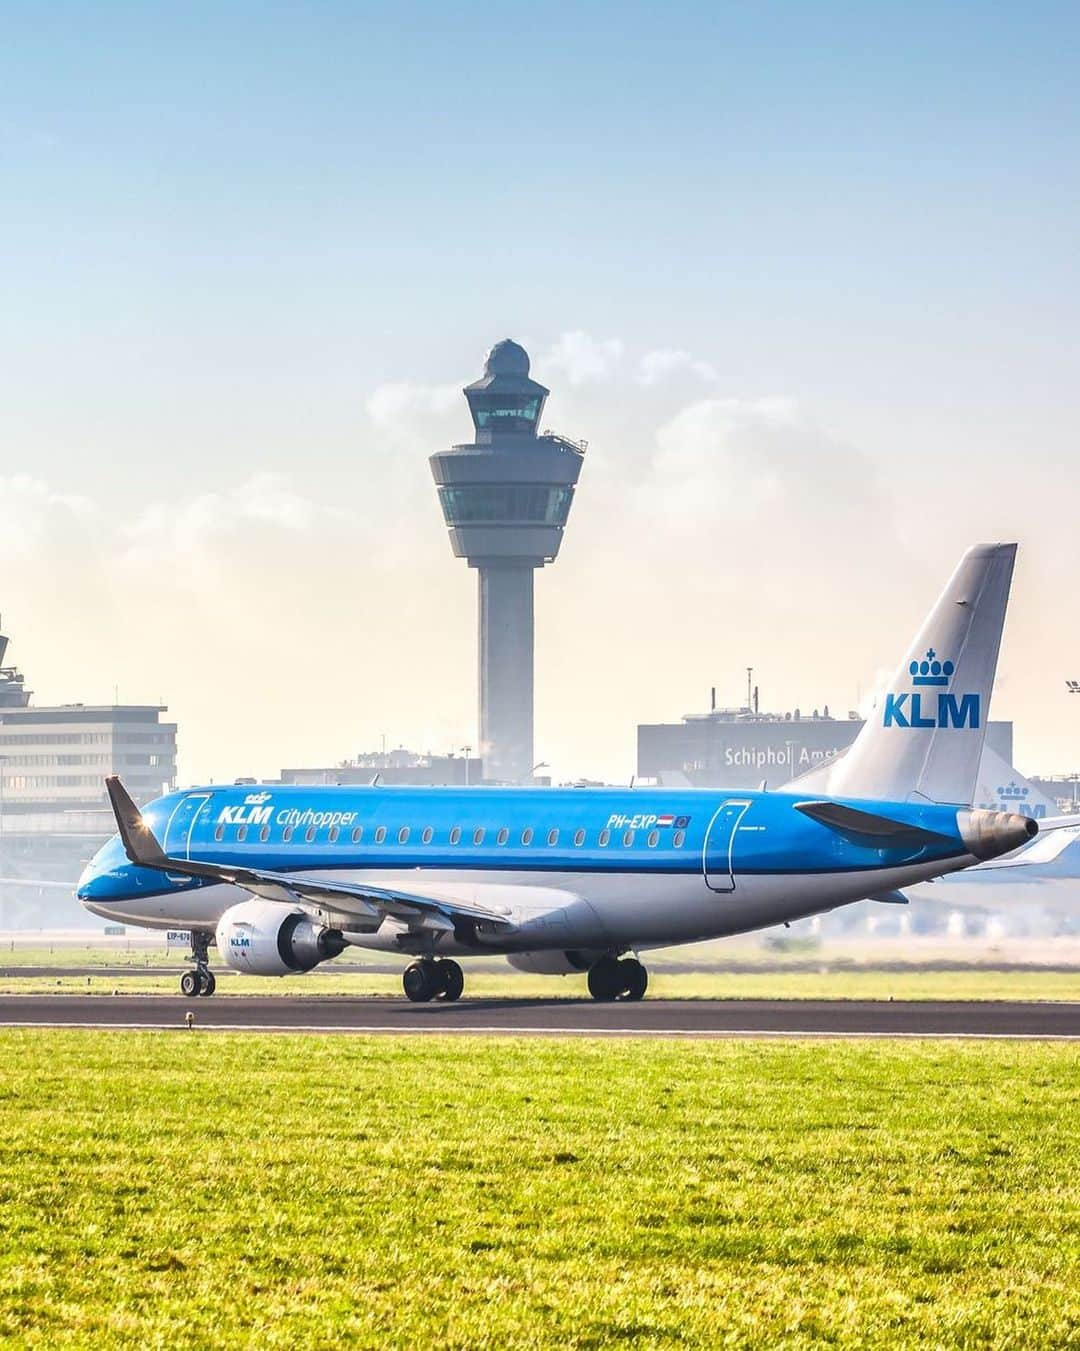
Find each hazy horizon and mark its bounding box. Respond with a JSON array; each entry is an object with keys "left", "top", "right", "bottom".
[{"left": 2, "top": 3, "right": 1077, "bottom": 785}]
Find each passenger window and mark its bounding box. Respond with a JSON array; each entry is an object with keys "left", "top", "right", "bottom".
[
  {"left": 237, "top": 825, "right": 247, "bottom": 843},
  {"left": 422, "top": 827, "right": 433, "bottom": 844},
  {"left": 305, "top": 826, "right": 316, "bottom": 843},
  {"left": 375, "top": 826, "right": 386, "bottom": 844},
  {"left": 673, "top": 830, "right": 685, "bottom": 848},
  {"left": 283, "top": 825, "right": 294, "bottom": 843},
  {"left": 623, "top": 829, "right": 635, "bottom": 847},
  {"left": 259, "top": 825, "right": 270, "bottom": 843},
  {"left": 547, "top": 828, "right": 559, "bottom": 846},
  {"left": 598, "top": 829, "right": 610, "bottom": 846},
  {"left": 473, "top": 827, "right": 485, "bottom": 845},
  {"left": 573, "top": 828, "right": 585, "bottom": 847},
  {"left": 647, "top": 830, "right": 659, "bottom": 848},
  {"left": 351, "top": 826, "right": 363, "bottom": 844},
  {"left": 214, "top": 824, "right": 224, "bottom": 842},
  {"left": 329, "top": 825, "right": 340, "bottom": 843},
  {"left": 450, "top": 826, "right": 462, "bottom": 845},
  {"left": 521, "top": 827, "right": 533, "bottom": 845},
  {"left": 497, "top": 828, "right": 509, "bottom": 845},
  {"left": 398, "top": 826, "right": 410, "bottom": 844}
]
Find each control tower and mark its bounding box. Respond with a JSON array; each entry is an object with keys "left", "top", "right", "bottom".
[{"left": 430, "top": 340, "right": 585, "bottom": 783}]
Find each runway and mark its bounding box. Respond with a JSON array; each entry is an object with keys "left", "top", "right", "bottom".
[{"left": 0, "top": 994, "right": 1077, "bottom": 1038}]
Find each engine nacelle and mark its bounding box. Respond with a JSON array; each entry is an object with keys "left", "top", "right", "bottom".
[
  {"left": 506, "top": 949, "right": 601, "bottom": 976},
  {"left": 216, "top": 899, "right": 345, "bottom": 977}
]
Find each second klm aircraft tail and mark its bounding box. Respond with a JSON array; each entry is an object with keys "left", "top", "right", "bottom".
[{"left": 828, "top": 543, "right": 1017, "bottom": 807}]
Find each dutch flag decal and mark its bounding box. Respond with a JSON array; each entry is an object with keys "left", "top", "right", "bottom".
[{"left": 657, "top": 815, "right": 675, "bottom": 828}]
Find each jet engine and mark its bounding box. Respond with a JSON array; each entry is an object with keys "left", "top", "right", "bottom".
[
  {"left": 506, "top": 949, "right": 601, "bottom": 976},
  {"left": 216, "top": 899, "right": 345, "bottom": 976}
]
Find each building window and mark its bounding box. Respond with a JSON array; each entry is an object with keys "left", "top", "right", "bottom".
[
  {"left": 647, "top": 830, "right": 659, "bottom": 848},
  {"left": 283, "top": 826, "right": 294, "bottom": 843},
  {"left": 622, "top": 830, "right": 635, "bottom": 847},
  {"left": 473, "top": 827, "right": 485, "bottom": 845},
  {"left": 573, "top": 828, "right": 585, "bottom": 847},
  {"left": 305, "top": 826, "right": 316, "bottom": 843},
  {"left": 422, "top": 827, "right": 433, "bottom": 844},
  {"left": 398, "top": 826, "right": 410, "bottom": 844},
  {"left": 374, "top": 827, "right": 387, "bottom": 844},
  {"left": 237, "top": 825, "right": 247, "bottom": 843},
  {"left": 496, "top": 827, "right": 509, "bottom": 845},
  {"left": 673, "top": 830, "right": 685, "bottom": 848},
  {"left": 521, "top": 827, "right": 533, "bottom": 846},
  {"left": 450, "top": 826, "right": 461, "bottom": 845},
  {"left": 352, "top": 827, "right": 363, "bottom": 844},
  {"left": 598, "top": 829, "right": 610, "bottom": 846},
  {"left": 259, "top": 825, "right": 270, "bottom": 843},
  {"left": 214, "top": 825, "right": 224, "bottom": 842},
  {"left": 547, "top": 828, "right": 559, "bottom": 846}
]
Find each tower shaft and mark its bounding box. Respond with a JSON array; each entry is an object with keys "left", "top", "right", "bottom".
[{"left": 478, "top": 564, "right": 534, "bottom": 784}]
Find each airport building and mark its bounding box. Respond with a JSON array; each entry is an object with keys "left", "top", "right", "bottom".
[
  {"left": 430, "top": 340, "right": 585, "bottom": 785},
  {"left": 639, "top": 689, "right": 1014, "bottom": 791},
  {"left": 281, "top": 747, "right": 483, "bottom": 788},
  {"left": 0, "top": 627, "right": 177, "bottom": 924}
]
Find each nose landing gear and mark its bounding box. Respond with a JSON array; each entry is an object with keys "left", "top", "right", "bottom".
[
  {"left": 402, "top": 958, "right": 464, "bottom": 1003},
  {"left": 587, "top": 956, "right": 648, "bottom": 1002},
  {"left": 180, "top": 930, "right": 216, "bottom": 997}
]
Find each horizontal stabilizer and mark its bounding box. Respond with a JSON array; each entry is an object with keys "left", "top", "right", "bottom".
[
  {"left": 795, "top": 799, "right": 954, "bottom": 847},
  {"left": 867, "top": 889, "right": 910, "bottom": 905}
]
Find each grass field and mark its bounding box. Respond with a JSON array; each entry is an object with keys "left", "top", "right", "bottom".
[{"left": 1, "top": 1032, "right": 1077, "bottom": 1347}]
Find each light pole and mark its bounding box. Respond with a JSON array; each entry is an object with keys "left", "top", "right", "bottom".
[{"left": 460, "top": 746, "right": 472, "bottom": 788}]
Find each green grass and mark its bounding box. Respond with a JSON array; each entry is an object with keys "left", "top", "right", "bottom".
[
  {"left": 0, "top": 1032, "right": 1077, "bottom": 1348},
  {"left": 4, "top": 966, "right": 1080, "bottom": 1001}
]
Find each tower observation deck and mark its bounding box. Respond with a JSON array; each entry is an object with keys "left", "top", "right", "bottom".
[{"left": 430, "top": 340, "right": 585, "bottom": 783}]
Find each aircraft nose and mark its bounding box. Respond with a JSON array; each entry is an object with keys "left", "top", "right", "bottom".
[{"left": 956, "top": 809, "right": 1039, "bottom": 861}]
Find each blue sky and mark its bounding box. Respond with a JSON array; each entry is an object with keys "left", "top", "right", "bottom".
[{"left": 1, "top": 2, "right": 1078, "bottom": 781}]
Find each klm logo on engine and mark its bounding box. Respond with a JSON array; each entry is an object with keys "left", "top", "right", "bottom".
[{"left": 883, "top": 649, "right": 980, "bottom": 730}]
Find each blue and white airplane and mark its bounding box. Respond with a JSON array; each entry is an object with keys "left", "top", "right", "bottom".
[{"left": 78, "top": 543, "right": 1064, "bottom": 1002}]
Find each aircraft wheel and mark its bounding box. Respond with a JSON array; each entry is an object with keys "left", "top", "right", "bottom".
[
  {"left": 199, "top": 971, "right": 217, "bottom": 997},
  {"left": 180, "top": 970, "right": 200, "bottom": 998},
  {"left": 587, "top": 956, "right": 623, "bottom": 1002},
  {"left": 436, "top": 960, "right": 464, "bottom": 1003},
  {"left": 618, "top": 959, "right": 648, "bottom": 1002},
  {"left": 403, "top": 961, "right": 437, "bottom": 1003}
]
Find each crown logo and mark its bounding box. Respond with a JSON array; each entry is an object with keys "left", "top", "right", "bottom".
[
  {"left": 244, "top": 791, "right": 271, "bottom": 805},
  {"left": 997, "top": 781, "right": 1029, "bottom": 801},
  {"left": 909, "top": 648, "right": 955, "bottom": 687}
]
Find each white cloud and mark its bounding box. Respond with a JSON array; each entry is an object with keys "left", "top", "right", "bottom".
[
  {"left": 542, "top": 331, "right": 625, "bottom": 385},
  {"left": 0, "top": 475, "right": 96, "bottom": 559},
  {"left": 636, "top": 349, "right": 717, "bottom": 386}
]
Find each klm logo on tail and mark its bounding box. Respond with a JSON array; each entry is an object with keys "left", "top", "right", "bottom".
[{"left": 883, "top": 649, "right": 980, "bottom": 730}]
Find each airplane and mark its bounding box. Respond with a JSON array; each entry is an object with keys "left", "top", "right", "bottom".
[{"left": 77, "top": 542, "right": 1071, "bottom": 1003}]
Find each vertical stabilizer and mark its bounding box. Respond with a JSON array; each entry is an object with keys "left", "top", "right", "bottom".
[{"left": 828, "top": 543, "right": 1016, "bottom": 806}]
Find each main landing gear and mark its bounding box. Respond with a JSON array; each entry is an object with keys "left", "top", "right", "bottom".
[
  {"left": 402, "top": 958, "right": 464, "bottom": 1003},
  {"left": 180, "top": 930, "right": 216, "bottom": 998},
  {"left": 587, "top": 956, "right": 648, "bottom": 1002}
]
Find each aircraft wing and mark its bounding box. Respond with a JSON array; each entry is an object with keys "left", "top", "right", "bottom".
[
  {"left": 105, "top": 777, "right": 514, "bottom": 933},
  {"left": 969, "top": 818, "right": 1080, "bottom": 871}
]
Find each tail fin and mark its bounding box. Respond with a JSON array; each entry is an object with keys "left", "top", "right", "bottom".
[{"left": 828, "top": 543, "right": 1016, "bottom": 806}]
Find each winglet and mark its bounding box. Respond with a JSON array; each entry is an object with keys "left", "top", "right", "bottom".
[{"left": 106, "top": 776, "right": 168, "bottom": 868}]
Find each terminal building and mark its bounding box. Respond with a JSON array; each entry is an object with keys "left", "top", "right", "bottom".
[
  {"left": 638, "top": 688, "right": 1014, "bottom": 791},
  {"left": 0, "top": 627, "right": 177, "bottom": 925},
  {"left": 280, "top": 747, "right": 483, "bottom": 788}
]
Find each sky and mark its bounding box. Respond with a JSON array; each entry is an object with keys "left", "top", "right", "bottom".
[{"left": 1, "top": 1, "right": 1078, "bottom": 784}]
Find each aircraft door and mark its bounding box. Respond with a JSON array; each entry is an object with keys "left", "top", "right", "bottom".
[
  {"left": 703, "top": 799, "right": 752, "bottom": 893},
  {"left": 163, "top": 792, "right": 214, "bottom": 868}
]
